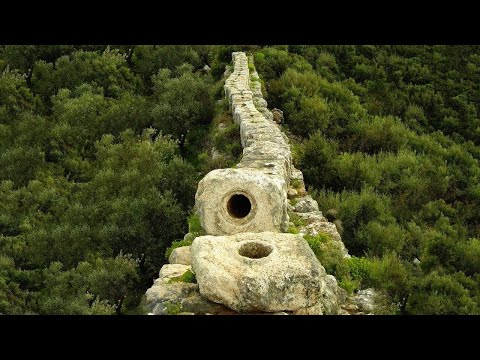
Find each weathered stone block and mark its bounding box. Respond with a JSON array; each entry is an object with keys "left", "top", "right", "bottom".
[
  {"left": 293, "top": 195, "right": 319, "bottom": 213},
  {"left": 195, "top": 168, "right": 289, "bottom": 235},
  {"left": 191, "top": 232, "right": 326, "bottom": 312},
  {"left": 168, "top": 246, "right": 192, "bottom": 266},
  {"left": 157, "top": 264, "right": 191, "bottom": 282}
]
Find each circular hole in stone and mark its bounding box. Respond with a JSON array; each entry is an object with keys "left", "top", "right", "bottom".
[
  {"left": 238, "top": 242, "right": 273, "bottom": 259},
  {"left": 227, "top": 194, "right": 251, "bottom": 219}
]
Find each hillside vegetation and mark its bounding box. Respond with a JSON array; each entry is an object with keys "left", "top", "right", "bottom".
[
  {"left": 252, "top": 45, "right": 480, "bottom": 314},
  {"left": 1, "top": 45, "right": 480, "bottom": 314}
]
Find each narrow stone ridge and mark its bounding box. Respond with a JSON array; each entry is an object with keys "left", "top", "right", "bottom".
[
  {"left": 225, "top": 52, "right": 292, "bottom": 181},
  {"left": 195, "top": 52, "right": 292, "bottom": 235},
  {"left": 227, "top": 52, "right": 349, "bottom": 258},
  {"left": 144, "top": 52, "right": 369, "bottom": 316}
]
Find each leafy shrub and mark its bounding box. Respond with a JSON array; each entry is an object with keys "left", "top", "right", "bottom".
[
  {"left": 407, "top": 271, "right": 480, "bottom": 315},
  {"left": 338, "top": 276, "right": 361, "bottom": 295},
  {"left": 287, "top": 225, "right": 300, "bottom": 234},
  {"left": 370, "top": 253, "right": 410, "bottom": 307},
  {"left": 355, "top": 221, "right": 406, "bottom": 257},
  {"left": 346, "top": 256, "right": 375, "bottom": 287},
  {"left": 289, "top": 213, "right": 307, "bottom": 227},
  {"left": 253, "top": 48, "right": 292, "bottom": 80},
  {"left": 213, "top": 122, "right": 242, "bottom": 159},
  {"left": 305, "top": 233, "right": 349, "bottom": 279}
]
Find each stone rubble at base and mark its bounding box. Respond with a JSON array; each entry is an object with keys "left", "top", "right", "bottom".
[{"left": 145, "top": 235, "right": 370, "bottom": 316}]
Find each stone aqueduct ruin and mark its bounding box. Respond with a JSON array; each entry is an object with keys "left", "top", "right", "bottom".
[
  {"left": 145, "top": 52, "right": 352, "bottom": 315},
  {"left": 196, "top": 52, "right": 292, "bottom": 235}
]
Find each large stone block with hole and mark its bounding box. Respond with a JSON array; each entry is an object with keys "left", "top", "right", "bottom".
[
  {"left": 195, "top": 168, "right": 289, "bottom": 235},
  {"left": 191, "top": 232, "right": 326, "bottom": 312}
]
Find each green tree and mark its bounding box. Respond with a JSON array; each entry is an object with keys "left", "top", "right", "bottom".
[
  {"left": 131, "top": 45, "right": 201, "bottom": 83},
  {"left": 151, "top": 66, "right": 214, "bottom": 154},
  {"left": 37, "top": 255, "right": 140, "bottom": 315},
  {"left": 31, "top": 48, "right": 141, "bottom": 102},
  {"left": 407, "top": 272, "right": 480, "bottom": 315}
]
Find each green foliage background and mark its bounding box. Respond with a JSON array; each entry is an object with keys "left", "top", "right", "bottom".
[
  {"left": 253, "top": 45, "right": 480, "bottom": 314},
  {"left": 0, "top": 45, "right": 223, "bottom": 314}
]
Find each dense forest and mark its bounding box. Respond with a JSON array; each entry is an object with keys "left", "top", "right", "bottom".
[{"left": 1, "top": 45, "right": 480, "bottom": 315}]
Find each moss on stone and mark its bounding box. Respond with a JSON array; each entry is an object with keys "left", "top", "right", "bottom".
[
  {"left": 304, "top": 233, "right": 332, "bottom": 256},
  {"left": 163, "top": 302, "right": 184, "bottom": 315},
  {"left": 289, "top": 212, "right": 307, "bottom": 227},
  {"left": 291, "top": 179, "right": 302, "bottom": 189},
  {"left": 168, "top": 269, "right": 196, "bottom": 284},
  {"left": 188, "top": 213, "right": 205, "bottom": 234},
  {"left": 338, "top": 277, "right": 361, "bottom": 295},
  {"left": 287, "top": 225, "right": 300, "bottom": 234}
]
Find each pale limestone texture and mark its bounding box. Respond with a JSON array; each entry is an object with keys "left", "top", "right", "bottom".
[
  {"left": 321, "top": 275, "right": 348, "bottom": 315},
  {"left": 272, "top": 108, "right": 284, "bottom": 124},
  {"left": 144, "top": 264, "right": 194, "bottom": 308},
  {"left": 158, "top": 264, "right": 191, "bottom": 283},
  {"left": 293, "top": 304, "right": 323, "bottom": 315},
  {"left": 168, "top": 246, "right": 191, "bottom": 266},
  {"left": 145, "top": 263, "right": 235, "bottom": 315},
  {"left": 191, "top": 232, "right": 326, "bottom": 313},
  {"left": 144, "top": 52, "right": 365, "bottom": 316},
  {"left": 293, "top": 195, "right": 320, "bottom": 213},
  {"left": 353, "top": 288, "right": 376, "bottom": 313},
  {"left": 195, "top": 52, "right": 291, "bottom": 235},
  {"left": 195, "top": 168, "right": 288, "bottom": 235}
]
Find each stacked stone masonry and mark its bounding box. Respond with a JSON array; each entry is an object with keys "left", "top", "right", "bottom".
[
  {"left": 195, "top": 52, "right": 291, "bottom": 235},
  {"left": 144, "top": 52, "right": 372, "bottom": 315}
]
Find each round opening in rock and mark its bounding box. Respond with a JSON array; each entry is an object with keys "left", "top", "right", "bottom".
[
  {"left": 227, "top": 194, "right": 252, "bottom": 219},
  {"left": 238, "top": 242, "right": 273, "bottom": 259}
]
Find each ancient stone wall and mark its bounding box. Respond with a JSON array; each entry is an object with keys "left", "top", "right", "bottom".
[
  {"left": 144, "top": 52, "right": 365, "bottom": 316},
  {"left": 195, "top": 52, "right": 291, "bottom": 235},
  {"left": 226, "top": 52, "right": 291, "bottom": 179}
]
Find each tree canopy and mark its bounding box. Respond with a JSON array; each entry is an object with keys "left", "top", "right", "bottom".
[{"left": 254, "top": 45, "right": 480, "bottom": 314}]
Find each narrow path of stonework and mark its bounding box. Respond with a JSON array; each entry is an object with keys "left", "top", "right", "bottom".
[
  {"left": 144, "top": 52, "right": 375, "bottom": 316},
  {"left": 196, "top": 52, "right": 292, "bottom": 235},
  {"left": 221, "top": 51, "right": 349, "bottom": 258}
]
